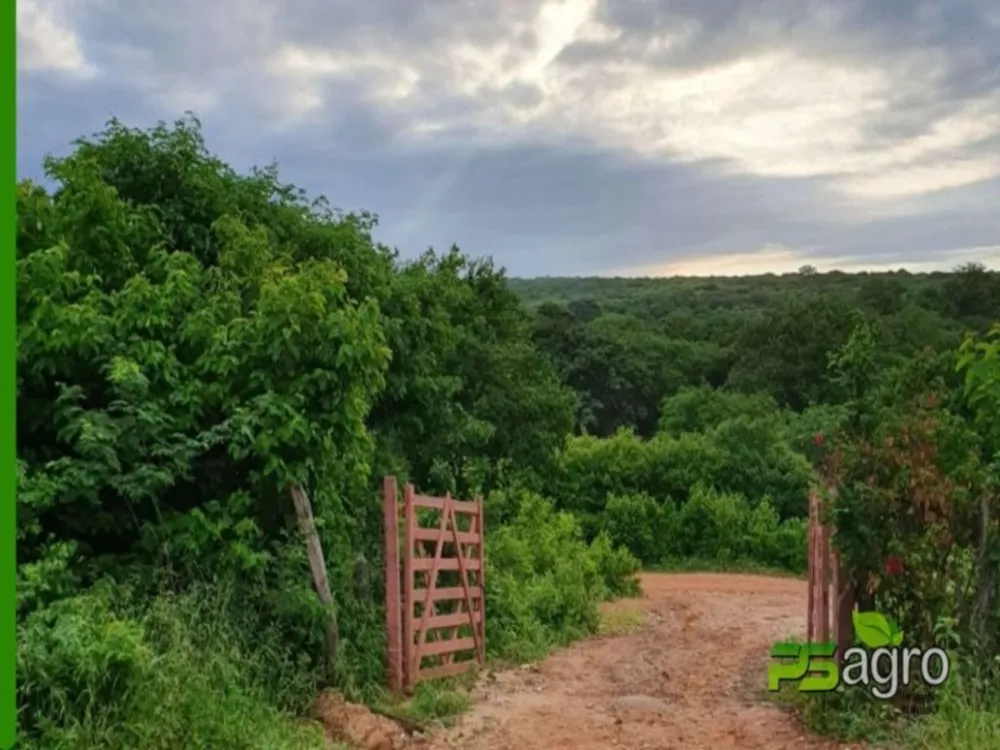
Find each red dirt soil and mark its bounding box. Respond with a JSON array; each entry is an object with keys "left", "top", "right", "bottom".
[{"left": 422, "top": 572, "right": 861, "bottom": 750}]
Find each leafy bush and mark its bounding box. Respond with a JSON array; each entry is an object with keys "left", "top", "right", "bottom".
[
  {"left": 552, "top": 420, "right": 812, "bottom": 529},
  {"left": 552, "top": 429, "right": 725, "bottom": 517},
  {"left": 826, "top": 322, "right": 997, "bottom": 654},
  {"left": 708, "top": 415, "right": 814, "bottom": 519},
  {"left": 600, "top": 492, "right": 675, "bottom": 566},
  {"left": 14, "top": 117, "right": 586, "bottom": 744},
  {"left": 795, "top": 322, "right": 1000, "bottom": 744},
  {"left": 588, "top": 531, "right": 643, "bottom": 599},
  {"left": 672, "top": 486, "right": 807, "bottom": 572},
  {"left": 658, "top": 385, "right": 778, "bottom": 435},
  {"left": 18, "top": 583, "right": 325, "bottom": 750},
  {"left": 484, "top": 491, "right": 640, "bottom": 662},
  {"left": 674, "top": 486, "right": 747, "bottom": 563}
]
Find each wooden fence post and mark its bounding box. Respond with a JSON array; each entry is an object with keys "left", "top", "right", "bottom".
[
  {"left": 818, "top": 499, "right": 831, "bottom": 644},
  {"left": 402, "top": 483, "right": 416, "bottom": 693},
  {"left": 834, "top": 550, "right": 855, "bottom": 665},
  {"left": 382, "top": 476, "right": 403, "bottom": 693},
  {"left": 807, "top": 492, "right": 817, "bottom": 642},
  {"left": 807, "top": 490, "right": 835, "bottom": 644}
]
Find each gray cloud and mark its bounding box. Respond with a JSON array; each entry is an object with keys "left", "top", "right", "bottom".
[{"left": 16, "top": 0, "right": 1000, "bottom": 275}]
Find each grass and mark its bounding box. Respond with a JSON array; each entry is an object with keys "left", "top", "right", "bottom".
[
  {"left": 651, "top": 557, "right": 805, "bottom": 578},
  {"left": 17, "top": 584, "right": 328, "bottom": 750},
  {"left": 898, "top": 679, "right": 1000, "bottom": 750},
  {"left": 770, "top": 665, "right": 1000, "bottom": 750},
  {"left": 20, "top": 561, "right": 826, "bottom": 748},
  {"left": 400, "top": 680, "right": 473, "bottom": 726},
  {"left": 374, "top": 669, "right": 478, "bottom": 730},
  {"left": 775, "top": 686, "right": 902, "bottom": 744},
  {"left": 597, "top": 603, "right": 646, "bottom": 636}
]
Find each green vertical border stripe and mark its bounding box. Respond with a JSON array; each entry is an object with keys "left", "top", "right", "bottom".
[{"left": 1, "top": 0, "right": 15, "bottom": 747}]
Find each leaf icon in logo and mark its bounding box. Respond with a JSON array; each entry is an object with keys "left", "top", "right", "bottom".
[
  {"left": 885, "top": 615, "right": 905, "bottom": 647},
  {"left": 852, "top": 610, "right": 903, "bottom": 648}
]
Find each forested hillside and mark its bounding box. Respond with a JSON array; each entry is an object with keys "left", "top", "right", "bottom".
[
  {"left": 16, "top": 117, "right": 1000, "bottom": 749},
  {"left": 510, "top": 269, "right": 998, "bottom": 435}
]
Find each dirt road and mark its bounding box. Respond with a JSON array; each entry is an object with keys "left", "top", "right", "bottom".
[{"left": 426, "top": 573, "right": 856, "bottom": 750}]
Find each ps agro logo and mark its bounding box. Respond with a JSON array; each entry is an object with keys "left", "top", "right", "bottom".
[{"left": 767, "top": 610, "right": 951, "bottom": 699}]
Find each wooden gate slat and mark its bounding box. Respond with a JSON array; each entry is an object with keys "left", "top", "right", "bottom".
[
  {"left": 807, "top": 489, "right": 836, "bottom": 645},
  {"left": 419, "top": 636, "right": 477, "bottom": 658},
  {"left": 412, "top": 494, "right": 480, "bottom": 515},
  {"left": 402, "top": 483, "right": 416, "bottom": 689},
  {"left": 420, "top": 586, "right": 483, "bottom": 602},
  {"left": 414, "top": 610, "right": 483, "bottom": 631},
  {"left": 414, "top": 528, "right": 480, "bottom": 544},
  {"left": 412, "top": 557, "right": 482, "bottom": 571}
]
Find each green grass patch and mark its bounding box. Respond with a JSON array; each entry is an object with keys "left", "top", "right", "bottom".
[
  {"left": 17, "top": 583, "right": 326, "bottom": 750},
  {"left": 651, "top": 557, "right": 805, "bottom": 578},
  {"left": 778, "top": 687, "right": 902, "bottom": 744},
  {"left": 769, "top": 665, "right": 1000, "bottom": 750},
  {"left": 402, "top": 680, "right": 472, "bottom": 726},
  {"left": 597, "top": 604, "right": 646, "bottom": 636},
  {"left": 898, "top": 679, "right": 1000, "bottom": 750},
  {"left": 375, "top": 676, "right": 474, "bottom": 730}
]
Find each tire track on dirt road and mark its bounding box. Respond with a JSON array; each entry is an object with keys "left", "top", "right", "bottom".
[{"left": 424, "top": 572, "right": 861, "bottom": 750}]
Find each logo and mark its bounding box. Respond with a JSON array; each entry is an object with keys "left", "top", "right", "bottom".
[{"left": 767, "top": 610, "right": 951, "bottom": 699}]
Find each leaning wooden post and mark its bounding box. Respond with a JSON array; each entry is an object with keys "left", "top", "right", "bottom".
[
  {"left": 289, "top": 484, "right": 339, "bottom": 679},
  {"left": 382, "top": 476, "right": 403, "bottom": 693}
]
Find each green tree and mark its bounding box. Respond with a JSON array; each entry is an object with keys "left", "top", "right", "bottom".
[{"left": 727, "top": 294, "right": 857, "bottom": 410}]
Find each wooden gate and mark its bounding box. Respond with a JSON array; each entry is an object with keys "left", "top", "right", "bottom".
[
  {"left": 807, "top": 489, "right": 854, "bottom": 659},
  {"left": 382, "top": 476, "right": 486, "bottom": 693}
]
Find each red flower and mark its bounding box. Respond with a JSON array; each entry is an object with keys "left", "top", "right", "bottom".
[
  {"left": 883, "top": 556, "right": 904, "bottom": 576},
  {"left": 813, "top": 432, "right": 825, "bottom": 446}
]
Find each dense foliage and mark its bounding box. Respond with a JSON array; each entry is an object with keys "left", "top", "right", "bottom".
[
  {"left": 515, "top": 269, "right": 1000, "bottom": 743},
  {"left": 16, "top": 116, "right": 999, "bottom": 748},
  {"left": 15, "top": 118, "right": 614, "bottom": 749}
]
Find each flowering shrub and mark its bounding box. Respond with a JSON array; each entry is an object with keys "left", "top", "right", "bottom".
[{"left": 824, "top": 322, "right": 999, "bottom": 667}]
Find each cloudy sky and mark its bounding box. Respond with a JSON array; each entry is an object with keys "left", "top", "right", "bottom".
[{"left": 17, "top": 0, "right": 1000, "bottom": 276}]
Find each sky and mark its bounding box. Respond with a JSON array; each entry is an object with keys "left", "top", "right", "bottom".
[{"left": 16, "top": 0, "right": 1000, "bottom": 277}]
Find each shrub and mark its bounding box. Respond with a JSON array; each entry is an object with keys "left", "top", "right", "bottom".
[
  {"left": 746, "top": 501, "right": 809, "bottom": 573},
  {"left": 588, "top": 532, "right": 643, "bottom": 598},
  {"left": 601, "top": 492, "right": 675, "bottom": 566},
  {"left": 552, "top": 418, "right": 813, "bottom": 531},
  {"left": 672, "top": 486, "right": 807, "bottom": 571},
  {"left": 551, "top": 429, "right": 725, "bottom": 519},
  {"left": 658, "top": 385, "right": 778, "bottom": 435},
  {"left": 709, "top": 415, "right": 814, "bottom": 519},
  {"left": 675, "top": 486, "right": 749, "bottom": 563},
  {"left": 16, "top": 116, "right": 586, "bottom": 741},
  {"left": 484, "top": 491, "right": 640, "bottom": 661},
  {"left": 17, "top": 583, "right": 325, "bottom": 750}
]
